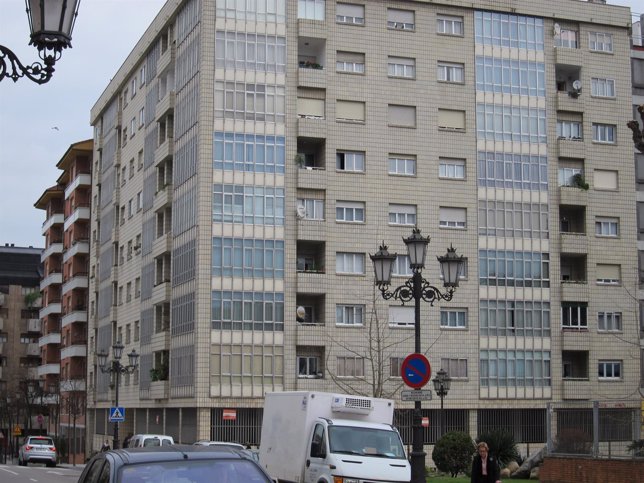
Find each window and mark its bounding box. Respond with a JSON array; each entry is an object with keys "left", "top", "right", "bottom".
[
  {"left": 337, "top": 356, "right": 364, "bottom": 377},
  {"left": 474, "top": 12, "right": 544, "bottom": 51},
  {"left": 388, "top": 56, "right": 415, "bottom": 78},
  {"left": 336, "top": 201, "right": 364, "bottom": 223},
  {"left": 440, "top": 309, "right": 467, "bottom": 328},
  {"left": 139, "top": 107, "right": 145, "bottom": 127},
  {"left": 298, "top": 198, "right": 324, "bottom": 220},
  {"left": 140, "top": 65, "right": 146, "bottom": 85},
  {"left": 557, "top": 120, "right": 582, "bottom": 140},
  {"left": 298, "top": 356, "right": 321, "bottom": 377},
  {"left": 476, "top": 104, "right": 546, "bottom": 142},
  {"left": 596, "top": 264, "right": 620, "bottom": 285},
  {"left": 336, "top": 252, "right": 365, "bottom": 274},
  {"left": 336, "top": 304, "right": 364, "bottom": 325},
  {"left": 437, "top": 15, "right": 463, "bottom": 36},
  {"left": 392, "top": 255, "right": 412, "bottom": 277},
  {"left": 387, "top": 8, "right": 414, "bottom": 31},
  {"left": 441, "top": 358, "right": 468, "bottom": 378},
  {"left": 589, "top": 32, "right": 613, "bottom": 53},
  {"left": 389, "top": 154, "right": 416, "bottom": 176},
  {"left": 594, "top": 169, "right": 618, "bottom": 190},
  {"left": 137, "top": 191, "right": 143, "bottom": 210},
  {"left": 336, "top": 150, "right": 365, "bottom": 172},
  {"left": 131, "top": 76, "right": 137, "bottom": 97},
  {"left": 562, "top": 303, "right": 587, "bottom": 329},
  {"left": 439, "top": 207, "right": 466, "bottom": 229},
  {"left": 336, "top": 51, "right": 365, "bottom": 74},
  {"left": 437, "top": 62, "right": 464, "bottom": 83},
  {"left": 556, "top": 29, "right": 578, "bottom": 48},
  {"left": 129, "top": 158, "right": 135, "bottom": 178},
  {"left": 598, "top": 312, "right": 622, "bottom": 332},
  {"left": 336, "top": 3, "right": 364, "bottom": 25},
  {"left": 297, "top": 97, "right": 325, "bottom": 119},
  {"left": 438, "top": 109, "right": 465, "bottom": 130},
  {"left": 595, "top": 217, "right": 618, "bottom": 237},
  {"left": 138, "top": 150, "right": 144, "bottom": 170},
  {"left": 591, "top": 78, "right": 615, "bottom": 98},
  {"left": 390, "top": 357, "right": 404, "bottom": 377},
  {"left": 559, "top": 162, "right": 583, "bottom": 186},
  {"left": 598, "top": 361, "right": 621, "bottom": 380},
  {"left": 475, "top": 56, "right": 546, "bottom": 96},
  {"left": 298, "top": 0, "right": 324, "bottom": 21},
  {"left": 592, "top": 123, "right": 616, "bottom": 143},
  {"left": 130, "top": 118, "right": 136, "bottom": 136},
  {"left": 388, "top": 306, "right": 414, "bottom": 327},
  {"left": 389, "top": 204, "right": 416, "bottom": 226},
  {"left": 388, "top": 104, "right": 416, "bottom": 128},
  {"left": 336, "top": 100, "right": 365, "bottom": 123},
  {"left": 439, "top": 158, "right": 465, "bottom": 179}
]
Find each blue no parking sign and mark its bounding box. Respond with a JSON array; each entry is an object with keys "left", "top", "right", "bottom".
[{"left": 401, "top": 353, "right": 432, "bottom": 389}]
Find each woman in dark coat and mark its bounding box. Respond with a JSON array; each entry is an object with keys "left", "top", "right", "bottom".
[{"left": 471, "top": 442, "right": 501, "bottom": 483}]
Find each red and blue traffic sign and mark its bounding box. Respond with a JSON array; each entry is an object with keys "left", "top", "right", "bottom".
[{"left": 401, "top": 353, "right": 432, "bottom": 389}]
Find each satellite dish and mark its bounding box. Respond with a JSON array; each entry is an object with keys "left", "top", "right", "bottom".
[
  {"left": 296, "top": 205, "right": 306, "bottom": 219},
  {"left": 572, "top": 80, "right": 582, "bottom": 92},
  {"left": 553, "top": 23, "right": 561, "bottom": 37},
  {"left": 296, "top": 306, "right": 306, "bottom": 321}
]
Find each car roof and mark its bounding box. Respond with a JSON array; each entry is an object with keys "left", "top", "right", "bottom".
[
  {"left": 193, "top": 441, "right": 245, "bottom": 448},
  {"left": 105, "top": 445, "right": 245, "bottom": 465}
]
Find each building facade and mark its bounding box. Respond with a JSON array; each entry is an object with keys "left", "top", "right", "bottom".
[
  {"left": 87, "top": 0, "right": 641, "bottom": 461},
  {"left": 35, "top": 139, "right": 92, "bottom": 463}
]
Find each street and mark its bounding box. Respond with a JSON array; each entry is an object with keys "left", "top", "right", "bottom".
[{"left": 0, "top": 461, "right": 83, "bottom": 483}]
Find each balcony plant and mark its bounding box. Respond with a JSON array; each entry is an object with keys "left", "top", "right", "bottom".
[{"left": 571, "top": 173, "right": 589, "bottom": 190}]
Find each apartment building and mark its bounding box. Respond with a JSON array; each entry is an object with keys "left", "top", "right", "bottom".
[
  {"left": 86, "top": 0, "right": 641, "bottom": 460},
  {"left": 35, "top": 139, "right": 92, "bottom": 463}
]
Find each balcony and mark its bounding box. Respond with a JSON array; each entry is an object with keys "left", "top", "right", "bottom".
[
  {"left": 62, "top": 273, "right": 89, "bottom": 293},
  {"left": 155, "top": 137, "right": 174, "bottom": 167},
  {"left": 37, "top": 364, "right": 60, "bottom": 376},
  {"left": 64, "top": 173, "right": 92, "bottom": 198},
  {"left": 40, "top": 272, "right": 62, "bottom": 290},
  {"left": 156, "top": 92, "right": 175, "bottom": 121},
  {"left": 39, "top": 302, "right": 62, "bottom": 318},
  {"left": 562, "top": 379, "right": 591, "bottom": 400},
  {"left": 41, "top": 242, "right": 63, "bottom": 261},
  {"left": 555, "top": 47, "right": 583, "bottom": 66},
  {"left": 557, "top": 138, "right": 585, "bottom": 158},
  {"left": 0, "top": 318, "right": 3, "bottom": 330},
  {"left": 27, "top": 318, "right": 41, "bottom": 332},
  {"left": 153, "top": 186, "right": 172, "bottom": 213},
  {"left": 297, "top": 219, "right": 327, "bottom": 242},
  {"left": 62, "top": 310, "right": 87, "bottom": 328},
  {"left": 298, "top": 65, "right": 326, "bottom": 88},
  {"left": 149, "top": 380, "right": 169, "bottom": 400},
  {"left": 63, "top": 206, "right": 90, "bottom": 230},
  {"left": 298, "top": 116, "right": 326, "bottom": 138},
  {"left": 26, "top": 342, "right": 40, "bottom": 356},
  {"left": 297, "top": 271, "right": 327, "bottom": 294},
  {"left": 39, "top": 332, "right": 61, "bottom": 347},
  {"left": 60, "top": 378, "right": 86, "bottom": 392},
  {"left": 63, "top": 240, "right": 90, "bottom": 262},
  {"left": 156, "top": 42, "right": 175, "bottom": 77},
  {"left": 561, "top": 281, "right": 590, "bottom": 301},
  {"left": 297, "top": 166, "right": 327, "bottom": 190},
  {"left": 556, "top": 90, "right": 585, "bottom": 112},
  {"left": 562, "top": 329, "right": 589, "bottom": 350},
  {"left": 560, "top": 232, "right": 588, "bottom": 254},
  {"left": 61, "top": 344, "right": 87, "bottom": 359},
  {"left": 42, "top": 213, "right": 64, "bottom": 235},
  {"left": 560, "top": 186, "right": 588, "bottom": 206}
]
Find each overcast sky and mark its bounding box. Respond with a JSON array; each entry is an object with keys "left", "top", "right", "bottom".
[{"left": 0, "top": 0, "right": 641, "bottom": 248}]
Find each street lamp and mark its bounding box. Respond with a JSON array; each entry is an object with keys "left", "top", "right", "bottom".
[
  {"left": 432, "top": 368, "right": 451, "bottom": 438},
  {"left": 0, "top": 0, "right": 81, "bottom": 84},
  {"left": 370, "top": 227, "right": 464, "bottom": 483},
  {"left": 97, "top": 341, "right": 139, "bottom": 449}
]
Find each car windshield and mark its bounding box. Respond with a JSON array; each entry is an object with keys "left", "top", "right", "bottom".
[
  {"left": 119, "top": 459, "right": 269, "bottom": 483},
  {"left": 328, "top": 426, "right": 406, "bottom": 459},
  {"left": 29, "top": 437, "right": 54, "bottom": 446}
]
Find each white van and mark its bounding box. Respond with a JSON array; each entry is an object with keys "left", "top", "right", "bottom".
[{"left": 128, "top": 434, "right": 174, "bottom": 448}]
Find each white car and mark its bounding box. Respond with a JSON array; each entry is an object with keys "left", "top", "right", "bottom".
[
  {"left": 193, "top": 440, "right": 245, "bottom": 450},
  {"left": 18, "top": 435, "right": 57, "bottom": 467}
]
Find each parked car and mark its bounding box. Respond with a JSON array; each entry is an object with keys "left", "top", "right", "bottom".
[
  {"left": 18, "top": 435, "right": 57, "bottom": 467},
  {"left": 128, "top": 434, "right": 174, "bottom": 448},
  {"left": 77, "top": 445, "right": 272, "bottom": 483},
  {"left": 193, "top": 440, "right": 245, "bottom": 450}
]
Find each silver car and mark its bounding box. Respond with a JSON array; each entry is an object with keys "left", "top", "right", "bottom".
[{"left": 18, "top": 435, "right": 57, "bottom": 467}]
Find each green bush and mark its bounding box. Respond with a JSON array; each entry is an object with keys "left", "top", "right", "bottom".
[
  {"left": 476, "top": 429, "right": 520, "bottom": 467},
  {"left": 554, "top": 428, "right": 592, "bottom": 455},
  {"left": 432, "top": 431, "right": 475, "bottom": 477},
  {"left": 627, "top": 439, "right": 644, "bottom": 457}
]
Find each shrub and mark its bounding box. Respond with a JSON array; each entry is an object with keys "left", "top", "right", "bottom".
[
  {"left": 627, "top": 439, "right": 644, "bottom": 457},
  {"left": 432, "top": 431, "right": 475, "bottom": 477},
  {"left": 554, "top": 428, "right": 592, "bottom": 455},
  {"left": 476, "top": 429, "right": 520, "bottom": 467}
]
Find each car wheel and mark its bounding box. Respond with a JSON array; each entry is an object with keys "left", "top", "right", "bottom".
[
  {"left": 23, "top": 459, "right": 28, "bottom": 466},
  {"left": 46, "top": 462, "right": 56, "bottom": 468}
]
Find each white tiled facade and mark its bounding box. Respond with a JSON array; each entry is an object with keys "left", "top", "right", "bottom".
[{"left": 87, "top": 0, "right": 642, "bottom": 459}]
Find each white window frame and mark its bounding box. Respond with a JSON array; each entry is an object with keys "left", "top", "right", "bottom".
[
  {"left": 336, "top": 150, "right": 365, "bottom": 172},
  {"left": 598, "top": 311, "right": 622, "bottom": 332},
  {"left": 298, "top": 0, "right": 325, "bottom": 21},
  {"left": 388, "top": 305, "right": 414, "bottom": 327},
  {"left": 557, "top": 120, "right": 582, "bottom": 140},
  {"left": 591, "top": 78, "right": 615, "bottom": 98},
  {"left": 556, "top": 29, "right": 578, "bottom": 48},
  {"left": 336, "top": 252, "right": 365, "bottom": 274},
  {"left": 598, "top": 360, "right": 621, "bottom": 380},
  {"left": 561, "top": 304, "right": 588, "bottom": 329},
  {"left": 336, "top": 51, "right": 365, "bottom": 74},
  {"left": 336, "top": 3, "right": 365, "bottom": 25},
  {"left": 440, "top": 309, "right": 467, "bottom": 329},
  {"left": 389, "top": 204, "right": 416, "bottom": 226},
  {"left": 337, "top": 356, "right": 365, "bottom": 377},
  {"left": 392, "top": 255, "right": 412, "bottom": 277},
  {"left": 387, "top": 8, "right": 415, "bottom": 31},
  {"left": 336, "top": 201, "right": 365, "bottom": 223},
  {"left": 437, "top": 62, "right": 464, "bottom": 83},
  {"left": 439, "top": 207, "right": 466, "bottom": 229},
  {"left": 595, "top": 217, "right": 618, "bottom": 237},
  {"left": 559, "top": 166, "right": 582, "bottom": 186},
  {"left": 139, "top": 107, "right": 145, "bottom": 128},
  {"left": 437, "top": 15, "right": 463, "bottom": 36},
  {"left": 596, "top": 264, "right": 620, "bottom": 285},
  {"left": 388, "top": 56, "right": 416, "bottom": 78},
  {"left": 440, "top": 358, "right": 468, "bottom": 378},
  {"left": 439, "top": 158, "right": 465, "bottom": 179},
  {"left": 297, "top": 355, "right": 321, "bottom": 378},
  {"left": 297, "top": 198, "right": 325, "bottom": 220},
  {"left": 388, "top": 154, "right": 416, "bottom": 176},
  {"left": 592, "top": 123, "right": 616, "bottom": 144},
  {"left": 589, "top": 32, "right": 613, "bottom": 53},
  {"left": 336, "top": 304, "right": 364, "bottom": 326}
]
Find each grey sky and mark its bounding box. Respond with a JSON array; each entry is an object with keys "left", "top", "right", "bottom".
[{"left": 0, "top": 0, "right": 641, "bottom": 248}]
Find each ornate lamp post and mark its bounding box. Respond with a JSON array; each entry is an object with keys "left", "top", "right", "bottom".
[
  {"left": 0, "top": 0, "right": 81, "bottom": 84},
  {"left": 97, "top": 341, "right": 138, "bottom": 449},
  {"left": 432, "top": 368, "right": 451, "bottom": 438},
  {"left": 371, "top": 227, "right": 464, "bottom": 483}
]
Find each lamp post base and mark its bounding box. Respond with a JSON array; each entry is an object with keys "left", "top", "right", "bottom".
[{"left": 410, "top": 448, "right": 427, "bottom": 483}]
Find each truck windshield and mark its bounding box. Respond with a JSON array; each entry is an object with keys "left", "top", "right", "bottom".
[{"left": 328, "top": 426, "right": 406, "bottom": 459}]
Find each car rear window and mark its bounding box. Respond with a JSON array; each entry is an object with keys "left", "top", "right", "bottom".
[
  {"left": 29, "top": 437, "right": 54, "bottom": 446},
  {"left": 120, "top": 459, "right": 269, "bottom": 483}
]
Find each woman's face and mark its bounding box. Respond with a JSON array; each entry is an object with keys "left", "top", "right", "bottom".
[{"left": 478, "top": 446, "right": 488, "bottom": 458}]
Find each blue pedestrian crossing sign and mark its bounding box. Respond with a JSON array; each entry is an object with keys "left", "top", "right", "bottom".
[{"left": 109, "top": 407, "right": 125, "bottom": 422}]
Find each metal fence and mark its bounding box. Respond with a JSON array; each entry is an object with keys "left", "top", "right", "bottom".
[{"left": 546, "top": 400, "right": 642, "bottom": 458}]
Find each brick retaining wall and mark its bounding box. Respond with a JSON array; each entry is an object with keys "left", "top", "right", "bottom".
[{"left": 540, "top": 456, "right": 644, "bottom": 483}]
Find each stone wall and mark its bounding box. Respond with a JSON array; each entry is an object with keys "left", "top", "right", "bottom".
[{"left": 540, "top": 456, "right": 644, "bottom": 483}]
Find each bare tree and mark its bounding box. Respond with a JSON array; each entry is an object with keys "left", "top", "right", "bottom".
[
  {"left": 627, "top": 104, "right": 644, "bottom": 153},
  {"left": 62, "top": 379, "right": 86, "bottom": 465}
]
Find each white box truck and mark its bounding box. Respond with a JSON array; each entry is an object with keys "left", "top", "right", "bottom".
[{"left": 259, "top": 391, "right": 411, "bottom": 483}]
